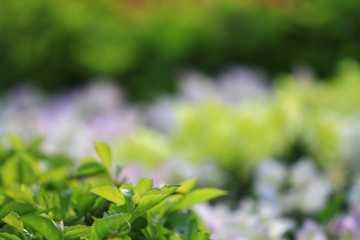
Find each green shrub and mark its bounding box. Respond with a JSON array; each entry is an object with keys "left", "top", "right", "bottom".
[
  {"left": 0, "top": 137, "right": 226, "bottom": 239},
  {"left": 1, "top": 0, "right": 360, "bottom": 99}
]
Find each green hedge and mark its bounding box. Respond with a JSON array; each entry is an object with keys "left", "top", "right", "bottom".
[{"left": 1, "top": 0, "right": 359, "bottom": 100}]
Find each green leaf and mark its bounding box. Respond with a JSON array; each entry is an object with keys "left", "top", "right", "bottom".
[
  {"left": 170, "top": 189, "right": 226, "bottom": 211},
  {"left": 0, "top": 194, "right": 4, "bottom": 203},
  {"left": 169, "top": 236, "right": 182, "bottom": 240},
  {"left": 74, "top": 158, "right": 107, "bottom": 177},
  {"left": 135, "top": 178, "right": 153, "bottom": 195},
  {"left": 131, "top": 216, "right": 148, "bottom": 230},
  {"left": 94, "top": 142, "right": 112, "bottom": 172},
  {"left": 40, "top": 166, "right": 70, "bottom": 185},
  {"left": 64, "top": 225, "right": 91, "bottom": 240},
  {"left": 22, "top": 215, "right": 63, "bottom": 240},
  {"left": 5, "top": 185, "right": 34, "bottom": 204},
  {"left": 1, "top": 156, "right": 20, "bottom": 187},
  {"left": 190, "top": 229, "right": 211, "bottom": 240},
  {"left": 2, "top": 211, "right": 23, "bottom": 230},
  {"left": 177, "top": 179, "right": 198, "bottom": 194},
  {"left": 91, "top": 186, "right": 125, "bottom": 205},
  {"left": 317, "top": 193, "right": 346, "bottom": 223},
  {"left": 0, "top": 202, "right": 35, "bottom": 219},
  {"left": 91, "top": 214, "right": 131, "bottom": 240},
  {"left": 0, "top": 233, "right": 22, "bottom": 240},
  {"left": 134, "top": 186, "right": 179, "bottom": 215},
  {"left": 8, "top": 135, "right": 26, "bottom": 152},
  {"left": 144, "top": 185, "right": 179, "bottom": 195},
  {"left": 134, "top": 193, "right": 168, "bottom": 215}
]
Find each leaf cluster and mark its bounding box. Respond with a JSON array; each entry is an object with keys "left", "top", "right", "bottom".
[{"left": 0, "top": 138, "right": 226, "bottom": 240}]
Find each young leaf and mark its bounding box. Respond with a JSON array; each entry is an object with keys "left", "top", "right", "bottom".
[
  {"left": 94, "top": 142, "right": 112, "bottom": 172},
  {"left": 134, "top": 193, "right": 168, "bottom": 215},
  {"left": 91, "top": 186, "right": 125, "bottom": 205},
  {"left": 136, "top": 178, "right": 153, "bottom": 195},
  {"left": 2, "top": 211, "right": 23, "bottom": 230},
  {"left": 144, "top": 185, "right": 179, "bottom": 195},
  {"left": 177, "top": 178, "right": 198, "bottom": 194},
  {"left": 22, "top": 215, "right": 64, "bottom": 240},
  {"left": 134, "top": 186, "right": 180, "bottom": 215},
  {"left": 170, "top": 188, "right": 227, "bottom": 211}
]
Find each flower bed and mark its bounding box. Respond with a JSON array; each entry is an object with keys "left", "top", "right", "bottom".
[{"left": 1, "top": 60, "right": 360, "bottom": 239}]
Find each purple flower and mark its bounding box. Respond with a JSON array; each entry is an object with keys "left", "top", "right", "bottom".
[
  {"left": 296, "top": 220, "right": 327, "bottom": 240},
  {"left": 335, "top": 215, "right": 360, "bottom": 239}
]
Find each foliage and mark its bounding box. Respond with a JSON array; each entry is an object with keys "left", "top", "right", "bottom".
[
  {"left": 1, "top": 0, "right": 360, "bottom": 99},
  {"left": 0, "top": 137, "right": 226, "bottom": 239}
]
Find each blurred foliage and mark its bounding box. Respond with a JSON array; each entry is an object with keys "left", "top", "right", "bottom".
[
  {"left": 114, "top": 60, "right": 360, "bottom": 194},
  {"left": 1, "top": 0, "right": 360, "bottom": 100}
]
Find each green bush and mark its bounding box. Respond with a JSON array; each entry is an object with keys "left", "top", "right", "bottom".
[
  {"left": 1, "top": 0, "right": 360, "bottom": 99},
  {"left": 0, "top": 137, "right": 226, "bottom": 239}
]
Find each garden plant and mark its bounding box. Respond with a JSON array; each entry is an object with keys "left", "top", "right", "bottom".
[{"left": 0, "top": 138, "right": 225, "bottom": 240}]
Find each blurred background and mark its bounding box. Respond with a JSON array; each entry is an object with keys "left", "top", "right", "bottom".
[
  {"left": 2, "top": 0, "right": 360, "bottom": 238},
  {"left": 1, "top": 0, "right": 360, "bottom": 100}
]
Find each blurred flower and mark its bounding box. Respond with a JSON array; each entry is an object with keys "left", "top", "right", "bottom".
[
  {"left": 255, "top": 158, "right": 332, "bottom": 214},
  {"left": 296, "top": 220, "right": 327, "bottom": 240},
  {"left": 348, "top": 177, "right": 360, "bottom": 211},
  {"left": 334, "top": 214, "right": 360, "bottom": 240},
  {"left": 196, "top": 200, "right": 293, "bottom": 240},
  {"left": 178, "top": 67, "right": 268, "bottom": 104},
  {"left": 340, "top": 117, "right": 360, "bottom": 173},
  {"left": 285, "top": 159, "right": 332, "bottom": 213},
  {"left": 255, "top": 159, "right": 286, "bottom": 213}
]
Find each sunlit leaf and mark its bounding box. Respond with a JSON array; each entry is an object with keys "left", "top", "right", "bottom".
[
  {"left": 5, "top": 185, "right": 34, "bottom": 204},
  {"left": 170, "top": 188, "right": 227, "bottom": 211},
  {"left": 2, "top": 211, "right": 23, "bottom": 230},
  {"left": 177, "top": 178, "right": 198, "bottom": 194},
  {"left": 135, "top": 178, "right": 153, "bottom": 195},
  {"left": 94, "top": 142, "right": 112, "bottom": 172},
  {"left": 134, "top": 186, "right": 179, "bottom": 215},
  {"left": 91, "top": 186, "right": 125, "bottom": 205}
]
